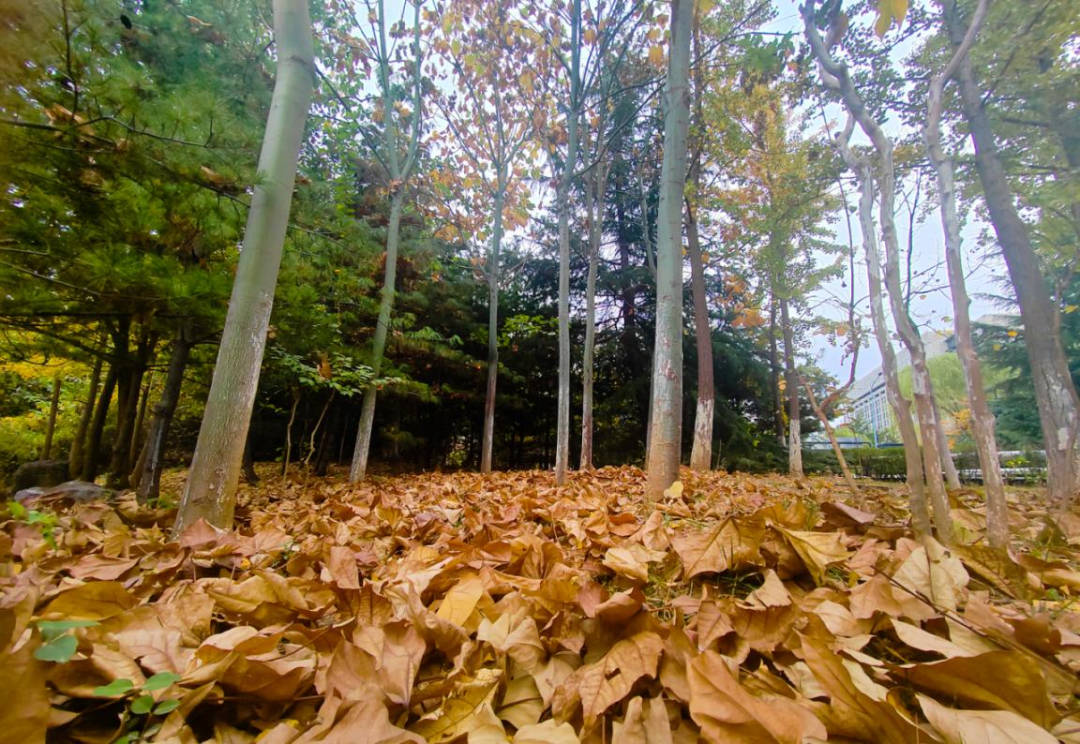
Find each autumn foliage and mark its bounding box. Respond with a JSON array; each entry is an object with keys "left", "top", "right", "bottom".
[{"left": 2, "top": 467, "right": 1079, "bottom": 742}]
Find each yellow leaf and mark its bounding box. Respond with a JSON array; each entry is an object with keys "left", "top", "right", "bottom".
[{"left": 918, "top": 695, "right": 1058, "bottom": 744}]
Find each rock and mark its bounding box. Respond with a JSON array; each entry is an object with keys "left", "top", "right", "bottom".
[
  {"left": 12, "top": 459, "right": 70, "bottom": 492},
  {"left": 16, "top": 480, "right": 113, "bottom": 504},
  {"left": 13, "top": 487, "right": 45, "bottom": 503}
]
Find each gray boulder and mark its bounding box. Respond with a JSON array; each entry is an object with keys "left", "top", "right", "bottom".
[
  {"left": 12, "top": 459, "right": 70, "bottom": 492},
  {"left": 15, "top": 480, "right": 113, "bottom": 504}
]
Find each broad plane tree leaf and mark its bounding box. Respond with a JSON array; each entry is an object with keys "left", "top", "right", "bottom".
[
  {"left": 689, "top": 650, "right": 826, "bottom": 743},
  {"left": 671, "top": 518, "right": 764, "bottom": 578},
  {"left": 918, "top": 695, "right": 1057, "bottom": 744}
]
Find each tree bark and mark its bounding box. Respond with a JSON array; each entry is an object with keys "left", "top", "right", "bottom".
[
  {"left": 927, "top": 0, "right": 1006, "bottom": 546},
  {"left": 281, "top": 388, "right": 300, "bottom": 478},
  {"left": 580, "top": 163, "right": 604, "bottom": 470},
  {"left": 555, "top": 0, "right": 582, "bottom": 486},
  {"left": 109, "top": 323, "right": 154, "bottom": 488},
  {"left": 803, "top": 6, "right": 951, "bottom": 543},
  {"left": 948, "top": 9, "right": 1080, "bottom": 510},
  {"left": 174, "top": 0, "right": 314, "bottom": 534},
  {"left": 82, "top": 364, "right": 116, "bottom": 483},
  {"left": 130, "top": 371, "right": 153, "bottom": 468},
  {"left": 768, "top": 303, "right": 785, "bottom": 445},
  {"left": 802, "top": 377, "right": 858, "bottom": 489},
  {"left": 135, "top": 324, "right": 191, "bottom": 504},
  {"left": 854, "top": 159, "right": 932, "bottom": 535},
  {"left": 69, "top": 355, "right": 102, "bottom": 479},
  {"left": 350, "top": 0, "right": 422, "bottom": 482},
  {"left": 351, "top": 194, "right": 404, "bottom": 481},
  {"left": 481, "top": 184, "right": 505, "bottom": 474},
  {"left": 687, "top": 200, "right": 714, "bottom": 471},
  {"left": 779, "top": 294, "right": 802, "bottom": 476},
  {"left": 645, "top": 0, "right": 692, "bottom": 501},
  {"left": 41, "top": 375, "right": 61, "bottom": 460}
]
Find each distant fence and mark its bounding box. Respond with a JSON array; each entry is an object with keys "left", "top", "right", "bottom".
[{"left": 802, "top": 447, "right": 1047, "bottom": 484}]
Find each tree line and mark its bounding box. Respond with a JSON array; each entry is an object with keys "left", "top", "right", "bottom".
[{"left": 0, "top": 0, "right": 1076, "bottom": 546}]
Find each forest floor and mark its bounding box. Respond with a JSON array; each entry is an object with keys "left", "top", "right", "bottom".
[{"left": 3, "top": 465, "right": 1080, "bottom": 743}]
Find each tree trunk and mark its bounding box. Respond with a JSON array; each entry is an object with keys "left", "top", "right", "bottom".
[
  {"left": 69, "top": 355, "right": 102, "bottom": 479},
  {"left": 243, "top": 417, "right": 260, "bottom": 484},
  {"left": 926, "top": 0, "right": 1007, "bottom": 547},
  {"left": 802, "top": 377, "right": 858, "bottom": 489},
  {"left": 855, "top": 162, "right": 932, "bottom": 535},
  {"left": 780, "top": 295, "right": 802, "bottom": 477},
  {"left": 554, "top": 1, "right": 581, "bottom": 486},
  {"left": 41, "top": 375, "right": 61, "bottom": 460},
  {"left": 580, "top": 166, "right": 602, "bottom": 470},
  {"left": 351, "top": 194, "right": 404, "bottom": 481},
  {"left": 951, "top": 21, "right": 1080, "bottom": 510},
  {"left": 109, "top": 323, "right": 153, "bottom": 488},
  {"left": 129, "top": 372, "right": 153, "bottom": 468},
  {"left": 645, "top": 0, "right": 692, "bottom": 501},
  {"left": 135, "top": 325, "right": 191, "bottom": 504},
  {"left": 82, "top": 364, "right": 116, "bottom": 483},
  {"left": 768, "top": 303, "right": 785, "bottom": 445},
  {"left": 174, "top": 0, "right": 314, "bottom": 534},
  {"left": 481, "top": 185, "right": 505, "bottom": 474},
  {"left": 935, "top": 409, "right": 962, "bottom": 489},
  {"left": 687, "top": 199, "right": 714, "bottom": 471},
  {"left": 802, "top": 7, "right": 952, "bottom": 543},
  {"left": 282, "top": 388, "right": 300, "bottom": 478}
]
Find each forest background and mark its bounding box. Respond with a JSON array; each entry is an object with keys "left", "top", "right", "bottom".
[{"left": 0, "top": 0, "right": 1076, "bottom": 507}]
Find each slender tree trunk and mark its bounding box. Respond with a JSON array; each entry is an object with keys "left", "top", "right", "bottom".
[
  {"left": 768, "top": 303, "right": 785, "bottom": 445},
  {"left": 41, "top": 375, "right": 61, "bottom": 460},
  {"left": 351, "top": 194, "right": 404, "bottom": 481},
  {"left": 950, "top": 15, "right": 1080, "bottom": 510},
  {"left": 555, "top": 0, "right": 581, "bottom": 485},
  {"left": 109, "top": 323, "right": 154, "bottom": 488},
  {"left": 135, "top": 325, "right": 191, "bottom": 504},
  {"left": 305, "top": 392, "right": 334, "bottom": 467},
  {"left": 645, "top": 0, "right": 692, "bottom": 501},
  {"left": 282, "top": 389, "right": 300, "bottom": 478},
  {"left": 481, "top": 186, "right": 505, "bottom": 474},
  {"left": 803, "top": 8, "right": 952, "bottom": 542},
  {"left": 174, "top": 0, "right": 314, "bottom": 534},
  {"left": 69, "top": 356, "right": 102, "bottom": 479},
  {"left": 935, "top": 409, "right": 962, "bottom": 489},
  {"left": 926, "top": 0, "right": 1007, "bottom": 547},
  {"left": 779, "top": 295, "right": 803, "bottom": 476},
  {"left": 802, "top": 378, "right": 858, "bottom": 489},
  {"left": 243, "top": 417, "right": 260, "bottom": 484},
  {"left": 687, "top": 199, "right": 714, "bottom": 471},
  {"left": 580, "top": 168, "right": 602, "bottom": 470},
  {"left": 130, "top": 372, "right": 153, "bottom": 468},
  {"left": 82, "top": 365, "right": 116, "bottom": 483},
  {"left": 855, "top": 163, "right": 932, "bottom": 535}
]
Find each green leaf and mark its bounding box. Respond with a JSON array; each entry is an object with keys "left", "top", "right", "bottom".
[
  {"left": 130, "top": 695, "right": 155, "bottom": 715},
  {"left": 33, "top": 634, "right": 78, "bottom": 663},
  {"left": 152, "top": 699, "right": 180, "bottom": 715},
  {"left": 37, "top": 619, "right": 99, "bottom": 642},
  {"left": 142, "top": 672, "right": 180, "bottom": 691},
  {"left": 92, "top": 678, "right": 134, "bottom": 697}
]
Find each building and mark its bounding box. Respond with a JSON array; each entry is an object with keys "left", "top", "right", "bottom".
[{"left": 841, "top": 314, "right": 1017, "bottom": 446}]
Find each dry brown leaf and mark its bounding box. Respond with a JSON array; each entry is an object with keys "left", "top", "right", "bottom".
[
  {"left": 671, "top": 518, "right": 764, "bottom": 579},
  {"left": 612, "top": 696, "right": 674, "bottom": 744},
  {"left": 918, "top": 694, "right": 1057, "bottom": 744},
  {"left": 0, "top": 636, "right": 51, "bottom": 744},
  {"left": 513, "top": 719, "right": 580, "bottom": 744},
  {"left": 892, "top": 539, "right": 969, "bottom": 613},
  {"left": 552, "top": 631, "right": 663, "bottom": 724},
  {"left": 687, "top": 649, "right": 827, "bottom": 743},
  {"left": 892, "top": 650, "right": 1057, "bottom": 728},
  {"left": 774, "top": 526, "right": 850, "bottom": 585}
]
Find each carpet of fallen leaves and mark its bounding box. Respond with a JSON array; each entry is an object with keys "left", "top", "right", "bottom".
[{"left": 3, "top": 465, "right": 1080, "bottom": 744}]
